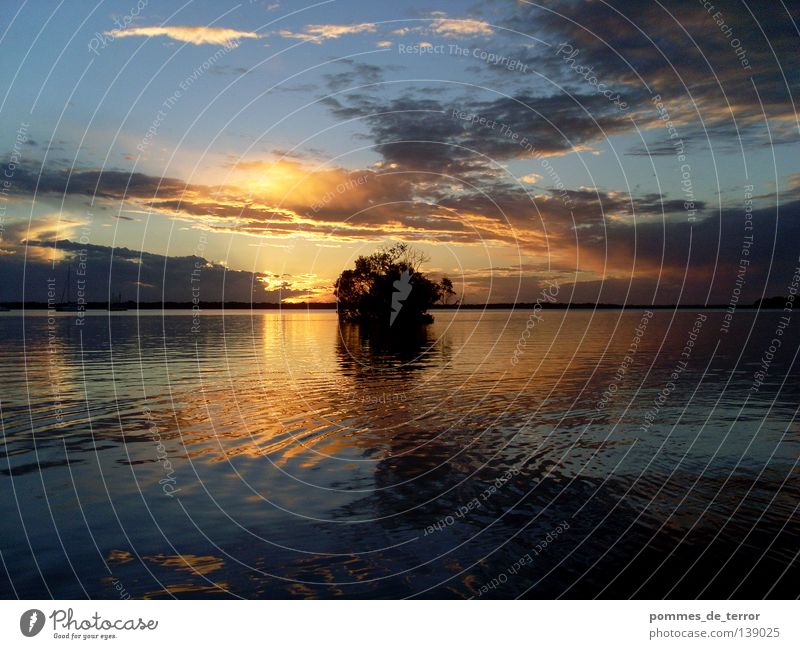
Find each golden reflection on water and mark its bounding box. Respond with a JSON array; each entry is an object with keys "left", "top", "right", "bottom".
[
  {"left": 106, "top": 549, "right": 229, "bottom": 598},
  {"left": 74, "top": 308, "right": 788, "bottom": 501},
  {"left": 107, "top": 549, "right": 225, "bottom": 575},
  {"left": 1, "top": 310, "right": 798, "bottom": 597}
]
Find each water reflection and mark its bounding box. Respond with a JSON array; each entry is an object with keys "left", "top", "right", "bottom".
[{"left": 0, "top": 310, "right": 797, "bottom": 598}]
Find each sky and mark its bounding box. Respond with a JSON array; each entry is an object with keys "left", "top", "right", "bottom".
[{"left": 1, "top": 0, "right": 798, "bottom": 304}]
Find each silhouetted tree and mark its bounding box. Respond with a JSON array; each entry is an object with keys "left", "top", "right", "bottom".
[{"left": 334, "top": 243, "right": 455, "bottom": 327}]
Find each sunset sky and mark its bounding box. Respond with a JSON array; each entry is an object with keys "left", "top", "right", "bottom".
[{"left": 1, "top": 0, "right": 798, "bottom": 304}]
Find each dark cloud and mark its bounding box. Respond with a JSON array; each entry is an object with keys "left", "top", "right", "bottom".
[
  {"left": 563, "top": 198, "right": 800, "bottom": 304},
  {"left": 321, "top": 1, "right": 797, "bottom": 170},
  {"left": 323, "top": 60, "right": 386, "bottom": 91},
  {"left": 323, "top": 90, "right": 633, "bottom": 172},
  {"left": 207, "top": 65, "right": 252, "bottom": 76},
  {"left": 501, "top": 0, "right": 799, "bottom": 149},
  {"left": 0, "top": 239, "right": 307, "bottom": 303},
  {"left": 626, "top": 140, "right": 695, "bottom": 157},
  {"left": 4, "top": 153, "right": 794, "bottom": 305},
  {"left": 13, "top": 165, "right": 191, "bottom": 201}
]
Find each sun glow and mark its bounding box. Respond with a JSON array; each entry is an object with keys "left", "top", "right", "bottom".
[{"left": 233, "top": 159, "right": 366, "bottom": 210}]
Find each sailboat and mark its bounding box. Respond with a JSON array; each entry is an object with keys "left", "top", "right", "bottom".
[
  {"left": 55, "top": 265, "right": 80, "bottom": 312},
  {"left": 108, "top": 292, "right": 128, "bottom": 311}
]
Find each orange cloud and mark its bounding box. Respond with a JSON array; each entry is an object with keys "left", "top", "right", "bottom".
[
  {"left": 430, "top": 18, "right": 493, "bottom": 37},
  {"left": 106, "top": 25, "right": 262, "bottom": 45},
  {"left": 278, "top": 23, "right": 376, "bottom": 44}
]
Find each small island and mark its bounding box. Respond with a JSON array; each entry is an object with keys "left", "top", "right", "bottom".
[{"left": 334, "top": 243, "right": 455, "bottom": 327}]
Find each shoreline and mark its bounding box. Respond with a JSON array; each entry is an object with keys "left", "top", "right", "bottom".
[{"left": 0, "top": 302, "right": 787, "bottom": 312}]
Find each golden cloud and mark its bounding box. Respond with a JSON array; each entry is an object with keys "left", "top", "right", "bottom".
[
  {"left": 278, "top": 23, "right": 376, "bottom": 43},
  {"left": 430, "top": 18, "right": 493, "bottom": 37},
  {"left": 106, "top": 25, "right": 262, "bottom": 45},
  {"left": 520, "top": 173, "right": 543, "bottom": 184}
]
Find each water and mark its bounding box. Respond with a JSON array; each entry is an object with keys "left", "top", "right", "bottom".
[{"left": 0, "top": 309, "right": 797, "bottom": 598}]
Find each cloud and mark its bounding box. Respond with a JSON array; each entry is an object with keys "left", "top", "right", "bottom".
[
  {"left": 9, "top": 153, "right": 798, "bottom": 304},
  {"left": 278, "top": 23, "right": 376, "bottom": 44},
  {"left": 5, "top": 158, "right": 706, "bottom": 255},
  {"left": 503, "top": 0, "right": 800, "bottom": 151},
  {"left": 6, "top": 222, "right": 400, "bottom": 304},
  {"left": 106, "top": 25, "right": 262, "bottom": 46},
  {"left": 322, "top": 92, "right": 633, "bottom": 169},
  {"left": 10, "top": 161, "right": 464, "bottom": 245},
  {"left": 258, "top": 270, "right": 330, "bottom": 302},
  {"left": 323, "top": 60, "right": 384, "bottom": 92},
  {"left": 386, "top": 17, "right": 493, "bottom": 40},
  {"left": 11, "top": 165, "right": 191, "bottom": 200},
  {"left": 430, "top": 18, "right": 493, "bottom": 37},
  {"left": 0, "top": 234, "right": 315, "bottom": 303}
]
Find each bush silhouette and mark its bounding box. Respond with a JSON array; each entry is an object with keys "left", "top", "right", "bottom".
[{"left": 334, "top": 243, "right": 455, "bottom": 327}]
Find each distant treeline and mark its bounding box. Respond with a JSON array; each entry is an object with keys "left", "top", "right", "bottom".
[{"left": 4, "top": 296, "right": 790, "bottom": 310}]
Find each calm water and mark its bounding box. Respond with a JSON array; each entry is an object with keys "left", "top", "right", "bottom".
[{"left": 0, "top": 309, "right": 798, "bottom": 598}]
